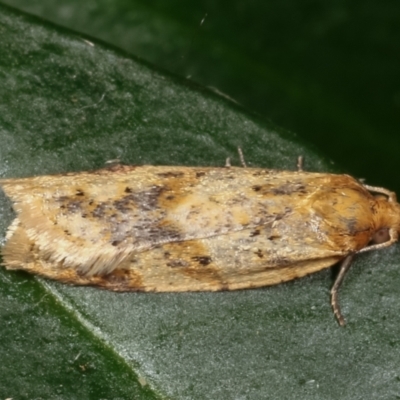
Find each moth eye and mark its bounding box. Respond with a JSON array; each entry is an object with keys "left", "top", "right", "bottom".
[{"left": 371, "top": 227, "right": 390, "bottom": 244}]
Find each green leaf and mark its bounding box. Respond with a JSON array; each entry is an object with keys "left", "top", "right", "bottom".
[
  {"left": 1, "top": 3, "right": 400, "bottom": 400},
  {"left": 3, "top": 0, "right": 400, "bottom": 190}
]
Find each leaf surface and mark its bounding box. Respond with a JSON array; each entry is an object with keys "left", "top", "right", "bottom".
[{"left": 0, "top": 3, "right": 400, "bottom": 399}]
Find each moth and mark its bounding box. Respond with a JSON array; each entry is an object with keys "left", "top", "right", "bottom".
[{"left": 1, "top": 156, "right": 399, "bottom": 326}]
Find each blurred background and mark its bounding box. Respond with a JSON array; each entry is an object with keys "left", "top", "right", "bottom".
[{"left": 4, "top": 0, "right": 400, "bottom": 188}]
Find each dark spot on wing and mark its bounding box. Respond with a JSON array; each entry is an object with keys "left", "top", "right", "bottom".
[
  {"left": 57, "top": 195, "right": 69, "bottom": 203},
  {"left": 275, "top": 207, "right": 292, "bottom": 220},
  {"left": 167, "top": 259, "right": 190, "bottom": 268},
  {"left": 65, "top": 200, "right": 84, "bottom": 213},
  {"left": 92, "top": 203, "right": 107, "bottom": 218},
  {"left": 191, "top": 256, "right": 212, "bottom": 266},
  {"left": 112, "top": 185, "right": 167, "bottom": 213},
  {"left": 344, "top": 218, "right": 359, "bottom": 234},
  {"left": 252, "top": 182, "right": 307, "bottom": 196},
  {"left": 267, "top": 234, "right": 281, "bottom": 241},
  {"left": 57, "top": 195, "right": 85, "bottom": 213},
  {"left": 271, "top": 183, "right": 307, "bottom": 195},
  {"left": 179, "top": 265, "right": 222, "bottom": 283},
  {"left": 255, "top": 249, "right": 263, "bottom": 258},
  {"left": 157, "top": 171, "right": 185, "bottom": 178},
  {"left": 145, "top": 226, "right": 183, "bottom": 243}
]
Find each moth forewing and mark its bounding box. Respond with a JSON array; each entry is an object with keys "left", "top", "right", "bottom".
[{"left": 1, "top": 164, "right": 400, "bottom": 325}]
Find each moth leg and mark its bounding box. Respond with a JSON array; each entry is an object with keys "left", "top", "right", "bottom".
[
  {"left": 363, "top": 184, "right": 397, "bottom": 202},
  {"left": 332, "top": 227, "right": 398, "bottom": 326},
  {"left": 358, "top": 228, "right": 398, "bottom": 253},
  {"left": 297, "top": 156, "right": 304, "bottom": 172},
  {"left": 237, "top": 147, "right": 247, "bottom": 168},
  {"left": 331, "top": 254, "right": 355, "bottom": 326}
]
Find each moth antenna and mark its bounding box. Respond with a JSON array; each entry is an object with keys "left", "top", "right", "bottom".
[{"left": 363, "top": 184, "right": 397, "bottom": 202}]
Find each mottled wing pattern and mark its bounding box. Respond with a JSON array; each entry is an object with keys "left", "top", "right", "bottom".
[{"left": 1, "top": 165, "right": 377, "bottom": 290}]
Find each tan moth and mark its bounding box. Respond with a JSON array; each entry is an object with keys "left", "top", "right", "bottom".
[{"left": 1, "top": 155, "right": 399, "bottom": 326}]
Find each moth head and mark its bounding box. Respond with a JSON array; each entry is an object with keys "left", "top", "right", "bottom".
[{"left": 371, "top": 193, "right": 400, "bottom": 243}]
